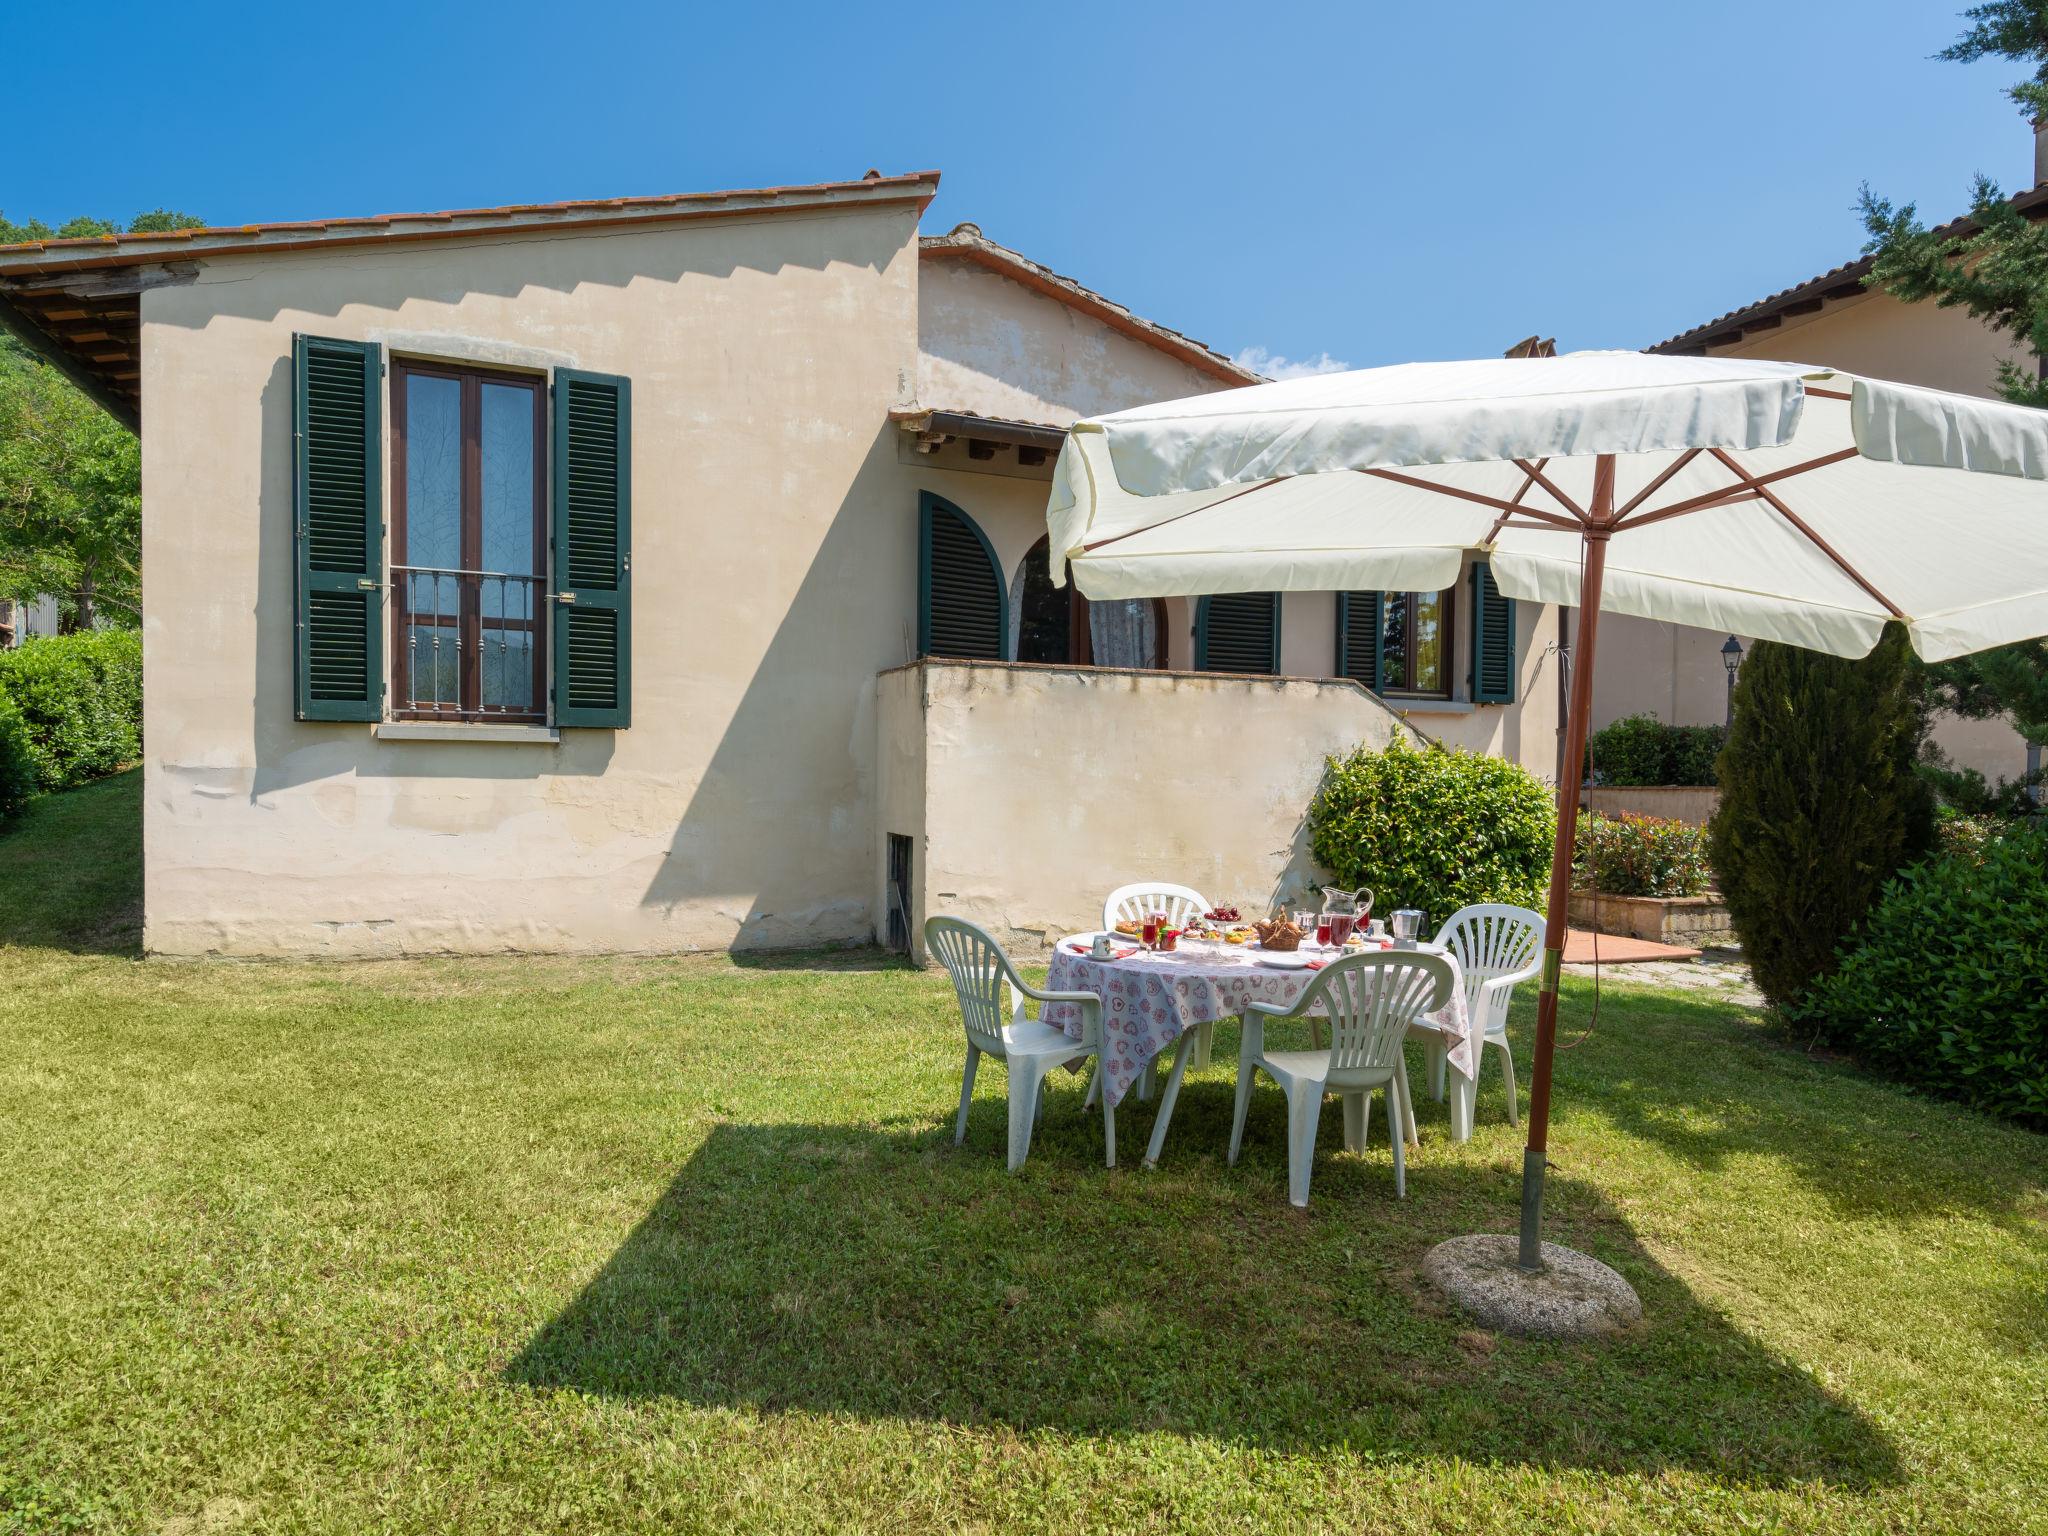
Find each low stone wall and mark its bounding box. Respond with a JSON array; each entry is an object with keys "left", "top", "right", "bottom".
[
  {"left": 1579, "top": 785, "right": 1720, "bottom": 826},
  {"left": 1569, "top": 888, "right": 1732, "bottom": 946},
  {"left": 878, "top": 659, "right": 1424, "bottom": 961}
]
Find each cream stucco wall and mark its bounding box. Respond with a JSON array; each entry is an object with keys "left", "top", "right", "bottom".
[
  {"left": 141, "top": 204, "right": 927, "bottom": 956},
  {"left": 881, "top": 660, "right": 1425, "bottom": 959},
  {"left": 1597, "top": 289, "right": 2036, "bottom": 784},
  {"left": 916, "top": 257, "right": 1235, "bottom": 426},
  {"left": 135, "top": 193, "right": 1573, "bottom": 960}
]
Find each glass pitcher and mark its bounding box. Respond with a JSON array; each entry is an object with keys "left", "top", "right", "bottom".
[{"left": 1319, "top": 885, "right": 1372, "bottom": 946}]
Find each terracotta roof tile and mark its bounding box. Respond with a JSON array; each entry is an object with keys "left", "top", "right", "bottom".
[
  {"left": 920, "top": 222, "right": 1262, "bottom": 387},
  {"left": 1647, "top": 183, "right": 2048, "bottom": 354},
  {"left": 0, "top": 172, "right": 943, "bottom": 268}
]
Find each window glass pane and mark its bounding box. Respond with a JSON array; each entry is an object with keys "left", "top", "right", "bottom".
[
  {"left": 480, "top": 627, "right": 536, "bottom": 711},
  {"left": 480, "top": 382, "right": 536, "bottom": 575},
  {"left": 1412, "top": 590, "right": 1446, "bottom": 692},
  {"left": 1015, "top": 541, "right": 1073, "bottom": 664},
  {"left": 479, "top": 578, "right": 539, "bottom": 712},
  {"left": 403, "top": 375, "right": 462, "bottom": 570},
  {"left": 1381, "top": 592, "right": 1410, "bottom": 691},
  {"left": 403, "top": 619, "right": 460, "bottom": 710}
]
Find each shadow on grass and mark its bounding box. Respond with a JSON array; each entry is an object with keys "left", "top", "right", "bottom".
[
  {"left": 726, "top": 946, "right": 919, "bottom": 974},
  {"left": 509, "top": 1086, "right": 1901, "bottom": 1487},
  {"left": 1547, "top": 983, "right": 2048, "bottom": 1223},
  {"left": 0, "top": 768, "right": 142, "bottom": 957}
]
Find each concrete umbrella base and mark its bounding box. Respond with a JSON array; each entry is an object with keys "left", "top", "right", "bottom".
[{"left": 1422, "top": 1235, "right": 1642, "bottom": 1341}]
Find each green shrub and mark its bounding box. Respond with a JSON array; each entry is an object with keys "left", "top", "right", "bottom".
[
  {"left": 1708, "top": 625, "right": 1935, "bottom": 1009},
  {"left": 1934, "top": 810, "right": 2000, "bottom": 866},
  {"left": 1790, "top": 821, "right": 2048, "bottom": 1127},
  {"left": 0, "top": 629, "right": 143, "bottom": 792},
  {"left": 0, "top": 691, "right": 32, "bottom": 826},
  {"left": 1308, "top": 733, "right": 1556, "bottom": 921},
  {"left": 1586, "top": 712, "right": 1726, "bottom": 786},
  {"left": 1573, "top": 811, "right": 1710, "bottom": 897},
  {"left": 1667, "top": 723, "right": 1728, "bottom": 787}
]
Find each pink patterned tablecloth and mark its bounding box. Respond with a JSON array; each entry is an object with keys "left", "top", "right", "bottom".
[{"left": 1039, "top": 939, "right": 1471, "bottom": 1108}]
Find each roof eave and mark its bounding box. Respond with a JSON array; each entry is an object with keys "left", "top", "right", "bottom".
[
  {"left": 1647, "top": 183, "right": 2048, "bottom": 355},
  {"left": 0, "top": 172, "right": 943, "bottom": 278},
  {"left": 919, "top": 223, "right": 1263, "bottom": 388}
]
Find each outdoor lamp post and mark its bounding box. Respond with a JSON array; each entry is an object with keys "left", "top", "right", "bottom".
[{"left": 1721, "top": 635, "right": 1745, "bottom": 726}]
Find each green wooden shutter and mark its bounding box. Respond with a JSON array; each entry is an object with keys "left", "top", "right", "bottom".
[
  {"left": 292, "top": 335, "right": 383, "bottom": 722},
  {"left": 1195, "top": 592, "right": 1280, "bottom": 673},
  {"left": 551, "top": 370, "right": 631, "bottom": 728},
  {"left": 918, "top": 493, "right": 1006, "bottom": 659},
  {"left": 1336, "top": 591, "right": 1385, "bottom": 690},
  {"left": 1469, "top": 560, "right": 1517, "bottom": 703}
]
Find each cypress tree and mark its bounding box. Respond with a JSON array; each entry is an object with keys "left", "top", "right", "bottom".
[{"left": 1708, "top": 625, "right": 1935, "bottom": 1008}]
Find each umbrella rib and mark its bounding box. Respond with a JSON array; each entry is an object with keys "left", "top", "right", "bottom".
[
  {"left": 1617, "top": 489, "right": 1763, "bottom": 530},
  {"left": 1707, "top": 448, "right": 1905, "bottom": 618},
  {"left": 1614, "top": 448, "right": 1701, "bottom": 519},
  {"left": 1483, "top": 459, "right": 1553, "bottom": 544},
  {"left": 1079, "top": 477, "right": 1287, "bottom": 553},
  {"left": 1511, "top": 459, "right": 1587, "bottom": 520},
  {"left": 1613, "top": 447, "right": 1859, "bottom": 531},
  {"left": 1360, "top": 467, "right": 1581, "bottom": 527}
]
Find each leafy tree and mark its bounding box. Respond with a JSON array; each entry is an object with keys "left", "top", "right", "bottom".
[
  {"left": 0, "top": 357, "right": 140, "bottom": 630},
  {"left": 0, "top": 208, "right": 201, "bottom": 629},
  {"left": 122, "top": 209, "right": 206, "bottom": 235},
  {"left": 1708, "top": 626, "right": 1936, "bottom": 1008},
  {"left": 1856, "top": 2, "right": 2048, "bottom": 771}
]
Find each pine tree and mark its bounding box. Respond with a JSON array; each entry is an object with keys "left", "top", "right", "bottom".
[
  {"left": 1708, "top": 626, "right": 1935, "bottom": 1008},
  {"left": 1857, "top": 3, "right": 2048, "bottom": 767}
]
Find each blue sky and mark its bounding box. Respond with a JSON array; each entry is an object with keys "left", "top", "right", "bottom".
[{"left": 5, "top": 0, "right": 2028, "bottom": 373}]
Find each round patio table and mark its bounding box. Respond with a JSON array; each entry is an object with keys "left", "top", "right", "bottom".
[{"left": 1038, "top": 935, "right": 1475, "bottom": 1167}]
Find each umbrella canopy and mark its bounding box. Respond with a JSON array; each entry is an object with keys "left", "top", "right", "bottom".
[
  {"left": 1049, "top": 352, "right": 2048, "bottom": 663},
  {"left": 1043, "top": 352, "right": 2048, "bottom": 1271}
]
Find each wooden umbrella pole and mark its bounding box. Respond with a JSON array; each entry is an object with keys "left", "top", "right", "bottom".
[{"left": 1516, "top": 453, "right": 1616, "bottom": 1272}]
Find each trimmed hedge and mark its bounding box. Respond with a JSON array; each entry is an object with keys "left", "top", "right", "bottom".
[
  {"left": 1308, "top": 734, "right": 1556, "bottom": 920},
  {"left": 1791, "top": 821, "right": 2048, "bottom": 1128},
  {"left": 0, "top": 691, "right": 32, "bottom": 826},
  {"left": 1573, "top": 810, "right": 1711, "bottom": 898},
  {"left": 1586, "top": 712, "right": 1726, "bottom": 787},
  {"left": 0, "top": 629, "right": 143, "bottom": 793}
]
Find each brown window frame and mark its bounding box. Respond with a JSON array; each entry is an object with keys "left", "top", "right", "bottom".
[
  {"left": 389, "top": 360, "right": 548, "bottom": 723},
  {"left": 1014, "top": 533, "right": 1170, "bottom": 668},
  {"left": 1380, "top": 585, "right": 1456, "bottom": 700}
]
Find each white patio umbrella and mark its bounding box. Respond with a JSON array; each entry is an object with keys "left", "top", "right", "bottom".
[{"left": 1046, "top": 351, "right": 2048, "bottom": 1272}]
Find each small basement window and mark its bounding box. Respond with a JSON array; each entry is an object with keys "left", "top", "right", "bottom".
[{"left": 886, "top": 833, "right": 913, "bottom": 953}]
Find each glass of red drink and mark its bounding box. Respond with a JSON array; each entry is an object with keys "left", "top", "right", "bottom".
[
  {"left": 1142, "top": 911, "right": 1163, "bottom": 946},
  {"left": 1315, "top": 915, "right": 1333, "bottom": 946}
]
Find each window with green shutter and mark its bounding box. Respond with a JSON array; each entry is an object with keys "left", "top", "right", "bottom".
[
  {"left": 1195, "top": 592, "right": 1280, "bottom": 673},
  {"left": 918, "top": 493, "right": 1006, "bottom": 659},
  {"left": 551, "top": 370, "right": 631, "bottom": 728},
  {"left": 1337, "top": 586, "right": 1454, "bottom": 698},
  {"left": 1469, "top": 559, "right": 1517, "bottom": 703},
  {"left": 292, "top": 335, "right": 384, "bottom": 722},
  {"left": 1335, "top": 591, "right": 1384, "bottom": 690}
]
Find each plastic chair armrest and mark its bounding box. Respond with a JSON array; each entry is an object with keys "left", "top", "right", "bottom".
[
  {"left": 1016, "top": 982, "right": 1104, "bottom": 1008},
  {"left": 1244, "top": 998, "right": 1304, "bottom": 1021}
]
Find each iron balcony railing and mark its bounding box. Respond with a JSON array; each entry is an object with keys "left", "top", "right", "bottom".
[{"left": 391, "top": 565, "right": 546, "bottom": 720}]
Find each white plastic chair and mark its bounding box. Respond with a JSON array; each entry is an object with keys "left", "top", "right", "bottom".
[
  {"left": 1228, "top": 950, "right": 1454, "bottom": 1207},
  {"left": 1415, "top": 904, "right": 1544, "bottom": 1129},
  {"left": 925, "top": 916, "right": 1114, "bottom": 1172},
  {"left": 1101, "top": 883, "right": 1216, "bottom": 1079},
  {"left": 1101, "top": 882, "right": 1212, "bottom": 935}
]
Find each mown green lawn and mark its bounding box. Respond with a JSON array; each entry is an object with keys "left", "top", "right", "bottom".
[{"left": 2, "top": 771, "right": 2045, "bottom": 1533}]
